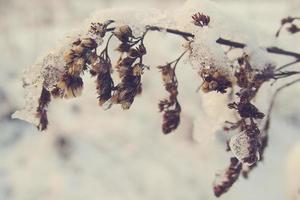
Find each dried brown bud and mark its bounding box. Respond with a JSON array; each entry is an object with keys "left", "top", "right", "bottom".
[
  {"left": 281, "top": 16, "right": 295, "bottom": 25},
  {"left": 113, "top": 25, "right": 133, "bottom": 42},
  {"left": 213, "top": 158, "right": 242, "bottom": 197},
  {"left": 162, "top": 106, "right": 181, "bottom": 134},
  {"left": 81, "top": 38, "right": 97, "bottom": 49},
  {"left": 57, "top": 74, "right": 83, "bottom": 99},
  {"left": 192, "top": 12, "right": 210, "bottom": 27},
  {"left": 90, "top": 22, "right": 107, "bottom": 37},
  {"left": 36, "top": 87, "right": 51, "bottom": 131},
  {"left": 111, "top": 73, "right": 142, "bottom": 110},
  {"left": 158, "top": 63, "right": 181, "bottom": 134},
  {"left": 199, "top": 68, "right": 232, "bottom": 93},
  {"left": 96, "top": 72, "right": 113, "bottom": 106},
  {"left": 287, "top": 24, "right": 300, "bottom": 34},
  {"left": 116, "top": 43, "right": 131, "bottom": 53}
]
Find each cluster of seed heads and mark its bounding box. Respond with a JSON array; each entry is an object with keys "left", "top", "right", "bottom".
[{"left": 33, "top": 13, "right": 300, "bottom": 198}]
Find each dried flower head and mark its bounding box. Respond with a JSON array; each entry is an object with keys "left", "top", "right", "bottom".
[
  {"left": 192, "top": 12, "right": 210, "bottom": 27},
  {"left": 276, "top": 16, "right": 300, "bottom": 37},
  {"left": 113, "top": 25, "right": 133, "bottom": 42},
  {"left": 158, "top": 63, "right": 181, "bottom": 134},
  {"left": 213, "top": 157, "right": 242, "bottom": 197},
  {"left": 199, "top": 68, "right": 233, "bottom": 93}
]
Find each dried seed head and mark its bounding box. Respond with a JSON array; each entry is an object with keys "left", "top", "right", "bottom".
[
  {"left": 132, "top": 64, "right": 143, "bottom": 76},
  {"left": 158, "top": 63, "right": 181, "bottom": 134},
  {"left": 64, "top": 49, "right": 76, "bottom": 64},
  {"left": 287, "top": 24, "right": 300, "bottom": 34},
  {"left": 162, "top": 108, "right": 180, "bottom": 134},
  {"left": 281, "top": 16, "right": 295, "bottom": 25},
  {"left": 81, "top": 38, "right": 97, "bottom": 49},
  {"left": 36, "top": 87, "right": 51, "bottom": 131},
  {"left": 68, "top": 58, "right": 85, "bottom": 75},
  {"left": 192, "top": 12, "right": 210, "bottom": 27},
  {"left": 158, "top": 64, "right": 174, "bottom": 84},
  {"left": 236, "top": 102, "right": 265, "bottom": 119},
  {"left": 199, "top": 68, "right": 232, "bottom": 93},
  {"left": 72, "top": 45, "right": 86, "bottom": 56},
  {"left": 113, "top": 25, "right": 133, "bottom": 42},
  {"left": 116, "top": 43, "right": 131, "bottom": 53},
  {"left": 213, "top": 157, "right": 242, "bottom": 197},
  {"left": 90, "top": 22, "right": 107, "bottom": 37},
  {"left": 112, "top": 74, "right": 142, "bottom": 110},
  {"left": 96, "top": 73, "right": 113, "bottom": 106},
  {"left": 57, "top": 74, "right": 83, "bottom": 99}
]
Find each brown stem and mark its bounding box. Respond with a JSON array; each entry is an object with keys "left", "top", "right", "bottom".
[
  {"left": 107, "top": 24, "right": 300, "bottom": 61},
  {"left": 216, "top": 38, "right": 246, "bottom": 48},
  {"left": 266, "top": 47, "right": 300, "bottom": 59},
  {"left": 276, "top": 59, "right": 300, "bottom": 72},
  {"left": 266, "top": 78, "right": 300, "bottom": 120}
]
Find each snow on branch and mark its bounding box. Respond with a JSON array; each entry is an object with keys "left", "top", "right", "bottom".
[{"left": 12, "top": 0, "right": 300, "bottom": 197}]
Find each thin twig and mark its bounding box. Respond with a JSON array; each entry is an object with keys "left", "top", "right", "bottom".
[
  {"left": 276, "top": 59, "right": 300, "bottom": 72},
  {"left": 216, "top": 38, "right": 246, "bottom": 48},
  {"left": 267, "top": 78, "right": 300, "bottom": 120},
  {"left": 108, "top": 24, "right": 300, "bottom": 60},
  {"left": 266, "top": 47, "right": 300, "bottom": 59}
]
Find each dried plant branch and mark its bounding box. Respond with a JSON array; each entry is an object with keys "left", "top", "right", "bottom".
[
  {"left": 19, "top": 12, "right": 300, "bottom": 199},
  {"left": 158, "top": 50, "right": 187, "bottom": 134},
  {"left": 276, "top": 16, "right": 300, "bottom": 37}
]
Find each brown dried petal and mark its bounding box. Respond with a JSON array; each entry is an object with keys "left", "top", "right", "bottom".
[
  {"left": 36, "top": 87, "right": 51, "bottom": 131},
  {"left": 213, "top": 158, "right": 242, "bottom": 197}
]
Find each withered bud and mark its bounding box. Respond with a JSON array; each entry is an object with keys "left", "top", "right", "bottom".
[
  {"left": 81, "top": 38, "right": 97, "bottom": 49},
  {"left": 213, "top": 157, "right": 242, "bottom": 197},
  {"left": 111, "top": 73, "right": 142, "bottom": 110},
  {"left": 116, "top": 43, "right": 131, "bottom": 53},
  {"left": 68, "top": 58, "right": 85, "bottom": 76},
  {"left": 51, "top": 87, "right": 62, "bottom": 98},
  {"left": 118, "top": 56, "right": 137, "bottom": 67},
  {"left": 57, "top": 74, "right": 83, "bottom": 99},
  {"left": 281, "top": 16, "right": 295, "bottom": 25},
  {"left": 287, "top": 24, "right": 300, "bottom": 34},
  {"left": 192, "top": 12, "right": 210, "bottom": 27},
  {"left": 200, "top": 69, "right": 232, "bottom": 93},
  {"left": 96, "top": 72, "right": 113, "bottom": 106},
  {"left": 113, "top": 25, "right": 133, "bottom": 42},
  {"left": 236, "top": 102, "right": 265, "bottom": 119},
  {"left": 90, "top": 22, "right": 107, "bottom": 37},
  {"left": 92, "top": 57, "right": 111, "bottom": 75},
  {"left": 72, "top": 45, "right": 86, "bottom": 56},
  {"left": 158, "top": 64, "right": 174, "bottom": 84},
  {"left": 64, "top": 49, "right": 76, "bottom": 64},
  {"left": 158, "top": 62, "right": 181, "bottom": 134},
  {"left": 36, "top": 87, "right": 51, "bottom": 131},
  {"left": 128, "top": 45, "right": 146, "bottom": 58},
  {"left": 132, "top": 64, "right": 143, "bottom": 76},
  {"left": 162, "top": 108, "right": 180, "bottom": 134}
]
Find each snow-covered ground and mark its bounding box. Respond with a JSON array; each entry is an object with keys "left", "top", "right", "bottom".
[{"left": 0, "top": 0, "right": 300, "bottom": 199}]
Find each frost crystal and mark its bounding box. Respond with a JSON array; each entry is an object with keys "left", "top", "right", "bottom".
[{"left": 229, "top": 133, "right": 260, "bottom": 166}]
